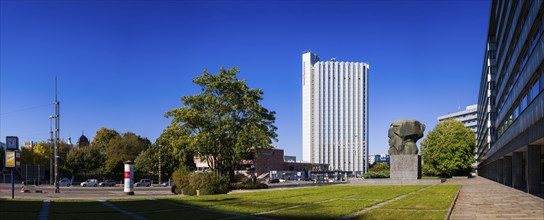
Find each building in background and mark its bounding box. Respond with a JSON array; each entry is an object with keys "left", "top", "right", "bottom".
[
  {"left": 476, "top": 0, "right": 544, "bottom": 196},
  {"left": 438, "top": 104, "right": 478, "bottom": 138},
  {"left": 368, "top": 155, "right": 375, "bottom": 165},
  {"left": 23, "top": 141, "right": 35, "bottom": 149},
  {"left": 284, "top": 155, "right": 296, "bottom": 162},
  {"left": 76, "top": 134, "right": 90, "bottom": 148},
  {"left": 302, "top": 51, "right": 369, "bottom": 172},
  {"left": 368, "top": 154, "right": 390, "bottom": 166},
  {"left": 373, "top": 154, "right": 390, "bottom": 165}
]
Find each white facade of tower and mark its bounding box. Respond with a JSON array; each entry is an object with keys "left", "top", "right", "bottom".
[{"left": 302, "top": 52, "right": 369, "bottom": 172}]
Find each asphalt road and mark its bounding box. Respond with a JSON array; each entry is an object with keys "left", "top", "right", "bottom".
[
  {"left": 0, "top": 183, "right": 174, "bottom": 200},
  {"left": 0, "top": 180, "right": 347, "bottom": 200}
]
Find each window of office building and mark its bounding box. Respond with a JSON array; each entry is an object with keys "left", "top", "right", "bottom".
[{"left": 540, "top": 70, "right": 544, "bottom": 91}]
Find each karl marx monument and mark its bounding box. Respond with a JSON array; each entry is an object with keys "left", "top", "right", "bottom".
[{"left": 388, "top": 120, "right": 425, "bottom": 179}]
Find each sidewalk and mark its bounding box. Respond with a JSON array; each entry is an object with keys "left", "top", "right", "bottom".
[{"left": 445, "top": 176, "right": 544, "bottom": 220}]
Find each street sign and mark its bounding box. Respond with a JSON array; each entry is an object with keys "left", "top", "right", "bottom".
[
  {"left": 6, "top": 151, "right": 16, "bottom": 168},
  {"left": 6, "top": 136, "right": 19, "bottom": 151}
]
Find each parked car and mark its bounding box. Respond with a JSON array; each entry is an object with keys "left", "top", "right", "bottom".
[
  {"left": 134, "top": 179, "right": 152, "bottom": 187},
  {"left": 58, "top": 178, "right": 72, "bottom": 187},
  {"left": 269, "top": 179, "right": 280, "bottom": 183},
  {"left": 161, "top": 180, "right": 173, "bottom": 187},
  {"left": 80, "top": 179, "right": 98, "bottom": 187},
  {"left": 99, "top": 179, "right": 116, "bottom": 187}
]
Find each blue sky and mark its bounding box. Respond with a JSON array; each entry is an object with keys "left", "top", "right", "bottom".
[{"left": 0, "top": 0, "right": 490, "bottom": 158}]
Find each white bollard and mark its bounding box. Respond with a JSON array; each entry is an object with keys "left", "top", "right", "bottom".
[{"left": 124, "top": 161, "right": 134, "bottom": 195}]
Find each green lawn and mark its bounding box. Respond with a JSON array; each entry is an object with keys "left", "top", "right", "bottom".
[
  {"left": 0, "top": 199, "right": 42, "bottom": 219},
  {"left": 49, "top": 200, "right": 132, "bottom": 220},
  {"left": 355, "top": 185, "right": 460, "bottom": 220},
  {"left": 0, "top": 184, "right": 459, "bottom": 220}
]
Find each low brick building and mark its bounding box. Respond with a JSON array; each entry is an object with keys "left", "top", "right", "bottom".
[
  {"left": 246, "top": 149, "right": 328, "bottom": 178},
  {"left": 196, "top": 148, "right": 329, "bottom": 179}
]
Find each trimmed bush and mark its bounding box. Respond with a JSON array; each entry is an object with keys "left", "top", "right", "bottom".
[
  {"left": 230, "top": 182, "right": 268, "bottom": 190},
  {"left": 172, "top": 167, "right": 191, "bottom": 195},
  {"left": 362, "top": 170, "right": 390, "bottom": 178},
  {"left": 369, "top": 162, "right": 390, "bottom": 172},
  {"left": 172, "top": 167, "right": 230, "bottom": 195}
]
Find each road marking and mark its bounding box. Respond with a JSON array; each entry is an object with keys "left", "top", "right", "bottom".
[
  {"left": 98, "top": 200, "right": 146, "bottom": 220},
  {"left": 37, "top": 200, "right": 50, "bottom": 220}
]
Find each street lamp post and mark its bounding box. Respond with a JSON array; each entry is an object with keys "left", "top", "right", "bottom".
[
  {"left": 49, "top": 117, "right": 54, "bottom": 185},
  {"left": 50, "top": 114, "right": 59, "bottom": 193},
  {"left": 52, "top": 77, "right": 60, "bottom": 193},
  {"left": 158, "top": 145, "right": 162, "bottom": 184}
]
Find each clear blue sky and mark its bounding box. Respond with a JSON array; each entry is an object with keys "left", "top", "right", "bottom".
[{"left": 0, "top": 0, "right": 490, "bottom": 159}]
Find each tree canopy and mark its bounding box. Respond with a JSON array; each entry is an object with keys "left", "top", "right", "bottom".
[
  {"left": 420, "top": 119, "right": 476, "bottom": 176},
  {"left": 164, "top": 67, "right": 278, "bottom": 178},
  {"left": 103, "top": 132, "right": 150, "bottom": 174},
  {"left": 20, "top": 141, "right": 71, "bottom": 169}
]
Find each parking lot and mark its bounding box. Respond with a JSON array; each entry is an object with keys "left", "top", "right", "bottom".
[{"left": 0, "top": 183, "right": 173, "bottom": 200}]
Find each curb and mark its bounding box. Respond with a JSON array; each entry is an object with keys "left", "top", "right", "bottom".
[{"left": 445, "top": 185, "right": 461, "bottom": 220}]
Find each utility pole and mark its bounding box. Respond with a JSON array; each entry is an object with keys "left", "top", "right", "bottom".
[
  {"left": 53, "top": 77, "right": 60, "bottom": 193},
  {"left": 49, "top": 118, "right": 53, "bottom": 185}
]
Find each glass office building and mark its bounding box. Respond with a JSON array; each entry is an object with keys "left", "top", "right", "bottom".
[{"left": 476, "top": 0, "right": 544, "bottom": 196}]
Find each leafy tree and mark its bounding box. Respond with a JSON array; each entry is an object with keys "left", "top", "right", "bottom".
[
  {"left": 156, "top": 127, "right": 195, "bottom": 171},
  {"left": 135, "top": 143, "right": 180, "bottom": 180},
  {"left": 421, "top": 119, "right": 476, "bottom": 176},
  {"left": 0, "top": 146, "right": 5, "bottom": 169},
  {"left": 64, "top": 146, "right": 104, "bottom": 174},
  {"left": 19, "top": 141, "right": 71, "bottom": 168},
  {"left": 103, "top": 132, "right": 150, "bottom": 174},
  {"left": 164, "top": 67, "right": 278, "bottom": 179},
  {"left": 91, "top": 128, "right": 120, "bottom": 155}
]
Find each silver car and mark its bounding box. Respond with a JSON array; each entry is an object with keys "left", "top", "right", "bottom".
[
  {"left": 99, "top": 179, "right": 116, "bottom": 187},
  {"left": 58, "top": 178, "right": 72, "bottom": 187},
  {"left": 134, "top": 179, "right": 152, "bottom": 187}
]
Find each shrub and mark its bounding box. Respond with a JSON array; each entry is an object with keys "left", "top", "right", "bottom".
[
  {"left": 172, "top": 167, "right": 191, "bottom": 195},
  {"left": 369, "top": 162, "right": 390, "bottom": 172},
  {"left": 198, "top": 173, "right": 230, "bottom": 195},
  {"left": 172, "top": 168, "right": 230, "bottom": 195},
  {"left": 362, "top": 170, "right": 390, "bottom": 178},
  {"left": 231, "top": 182, "right": 268, "bottom": 190}
]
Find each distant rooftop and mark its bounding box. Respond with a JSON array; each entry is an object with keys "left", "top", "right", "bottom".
[{"left": 438, "top": 104, "right": 478, "bottom": 121}]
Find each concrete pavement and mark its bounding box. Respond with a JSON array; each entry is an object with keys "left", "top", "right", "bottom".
[{"left": 445, "top": 176, "right": 544, "bottom": 220}]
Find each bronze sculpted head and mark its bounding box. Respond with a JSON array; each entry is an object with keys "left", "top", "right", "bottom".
[{"left": 388, "top": 120, "right": 426, "bottom": 155}]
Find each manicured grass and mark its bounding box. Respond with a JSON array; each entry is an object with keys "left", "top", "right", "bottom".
[
  {"left": 48, "top": 200, "right": 131, "bottom": 220},
  {"left": 0, "top": 184, "right": 460, "bottom": 220},
  {"left": 380, "top": 185, "right": 460, "bottom": 210},
  {"left": 49, "top": 212, "right": 134, "bottom": 220},
  {"left": 50, "top": 200, "right": 117, "bottom": 214},
  {"left": 0, "top": 198, "right": 43, "bottom": 212},
  {"left": 0, "top": 199, "right": 42, "bottom": 219},
  {"left": 353, "top": 185, "right": 460, "bottom": 220},
  {"left": 356, "top": 209, "right": 447, "bottom": 220},
  {"left": 264, "top": 186, "right": 426, "bottom": 219},
  {"left": 109, "top": 199, "right": 181, "bottom": 212}
]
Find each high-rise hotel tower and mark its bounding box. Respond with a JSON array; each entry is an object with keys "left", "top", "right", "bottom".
[{"left": 302, "top": 52, "right": 369, "bottom": 172}]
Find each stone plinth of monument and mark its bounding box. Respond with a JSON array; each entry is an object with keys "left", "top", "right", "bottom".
[
  {"left": 388, "top": 120, "right": 425, "bottom": 180},
  {"left": 390, "top": 155, "right": 421, "bottom": 179}
]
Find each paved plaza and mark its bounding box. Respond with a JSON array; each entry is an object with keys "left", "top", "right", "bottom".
[{"left": 446, "top": 176, "right": 544, "bottom": 220}]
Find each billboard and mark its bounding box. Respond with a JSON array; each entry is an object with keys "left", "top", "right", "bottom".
[{"left": 5, "top": 151, "right": 16, "bottom": 168}]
